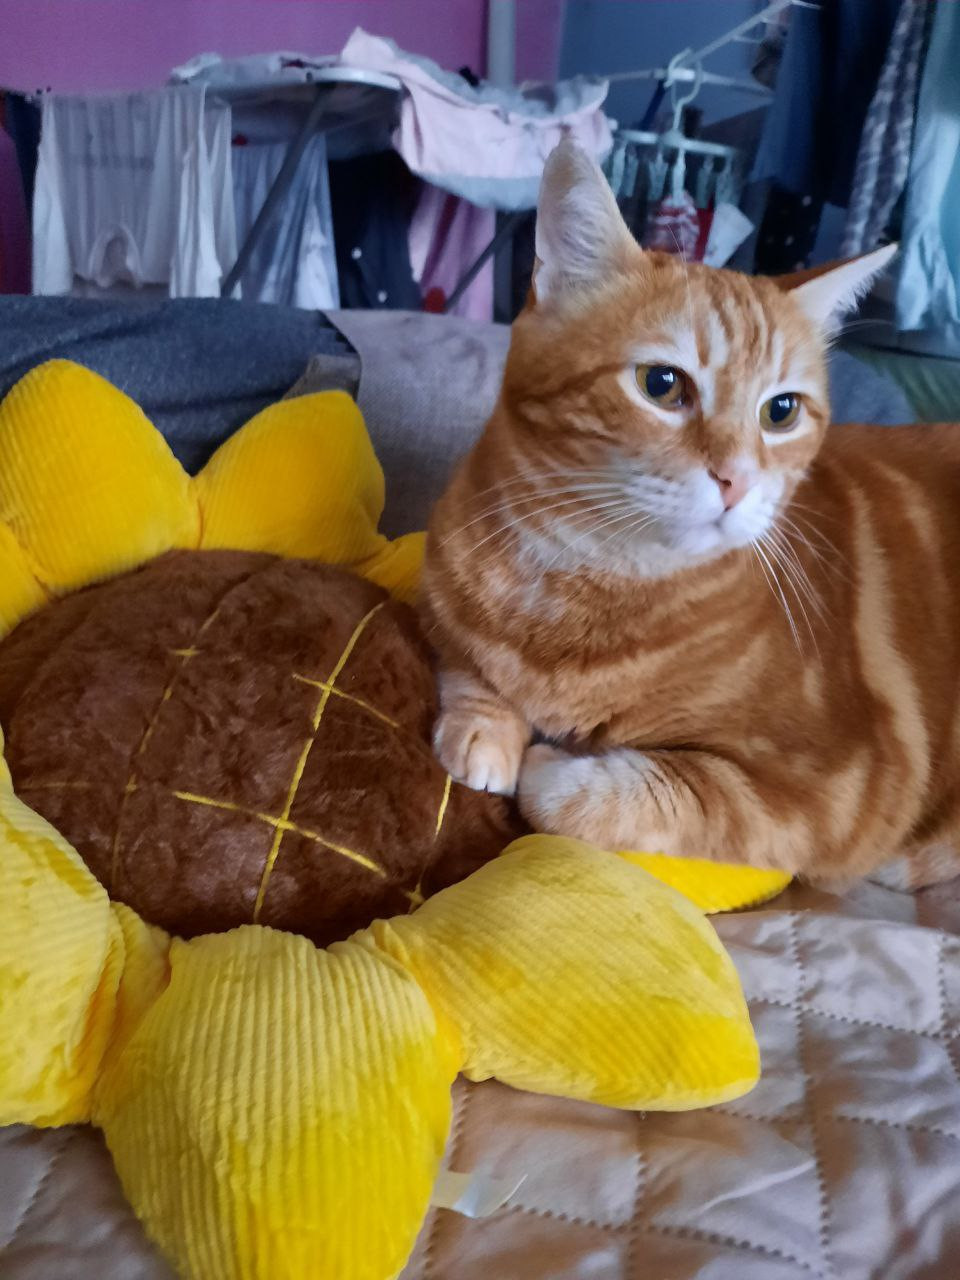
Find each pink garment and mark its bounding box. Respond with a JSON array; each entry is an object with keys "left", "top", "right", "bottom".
[
  {"left": 340, "top": 28, "right": 612, "bottom": 211},
  {"left": 0, "top": 126, "right": 30, "bottom": 293},
  {"left": 643, "top": 189, "right": 702, "bottom": 260},
  {"left": 408, "top": 184, "right": 493, "bottom": 321}
]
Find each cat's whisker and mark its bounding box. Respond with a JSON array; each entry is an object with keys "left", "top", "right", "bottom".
[
  {"left": 753, "top": 537, "right": 803, "bottom": 654},
  {"left": 751, "top": 544, "right": 781, "bottom": 625},
  {"left": 460, "top": 494, "right": 630, "bottom": 557},
  {"left": 760, "top": 534, "right": 821, "bottom": 656},
  {"left": 777, "top": 511, "right": 853, "bottom": 585},
  {"left": 593, "top": 512, "right": 659, "bottom": 557},
  {"left": 774, "top": 518, "right": 833, "bottom": 570},
  {"left": 536, "top": 502, "right": 649, "bottom": 575},
  {"left": 463, "top": 496, "right": 639, "bottom": 563},
  {"left": 443, "top": 484, "right": 625, "bottom": 542},
  {"left": 765, "top": 527, "right": 829, "bottom": 622},
  {"left": 463, "top": 466, "right": 626, "bottom": 506}
]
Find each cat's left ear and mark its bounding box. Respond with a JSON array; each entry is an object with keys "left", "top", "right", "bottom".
[{"left": 787, "top": 244, "right": 897, "bottom": 331}]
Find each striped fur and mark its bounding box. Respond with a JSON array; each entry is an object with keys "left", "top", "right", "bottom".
[{"left": 422, "top": 149, "right": 950, "bottom": 883}]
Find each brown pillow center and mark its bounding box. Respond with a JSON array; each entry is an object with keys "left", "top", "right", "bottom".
[{"left": 0, "top": 551, "right": 521, "bottom": 945}]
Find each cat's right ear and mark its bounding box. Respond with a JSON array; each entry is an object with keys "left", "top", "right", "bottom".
[{"left": 533, "top": 138, "right": 636, "bottom": 305}]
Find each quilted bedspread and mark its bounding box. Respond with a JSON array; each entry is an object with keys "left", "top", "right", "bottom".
[{"left": 4, "top": 879, "right": 960, "bottom": 1280}]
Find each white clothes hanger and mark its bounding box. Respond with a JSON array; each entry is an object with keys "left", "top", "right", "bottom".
[{"left": 602, "top": 0, "right": 821, "bottom": 98}]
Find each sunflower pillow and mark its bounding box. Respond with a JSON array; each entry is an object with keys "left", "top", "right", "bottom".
[{"left": 0, "top": 360, "right": 778, "bottom": 1280}]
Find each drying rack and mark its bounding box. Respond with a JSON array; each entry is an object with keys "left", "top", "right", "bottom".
[{"left": 213, "top": 66, "right": 402, "bottom": 299}]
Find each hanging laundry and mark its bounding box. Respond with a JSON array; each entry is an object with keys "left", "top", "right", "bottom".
[
  {"left": 340, "top": 28, "right": 612, "bottom": 212},
  {"left": 643, "top": 188, "right": 701, "bottom": 260},
  {"left": 754, "top": 185, "right": 822, "bottom": 275},
  {"left": 752, "top": 0, "right": 903, "bottom": 208},
  {"left": 327, "top": 150, "right": 421, "bottom": 311},
  {"left": 1, "top": 93, "right": 41, "bottom": 217},
  {"left": 0, "top": 125, "right": 30, "bottom": 293},
  {"left": 896, "top": 0, "right": 960, "bottom": 332},
  {"left": 408, "top": 184, "right": 494, "bottom": 321},
  {"left": 751, "top": 0, "right": 903, "bottom": 264},
  {"left": 32, "top": 87, "right": 236, "bottom": 297},
  {"left": 231, "top": 133, "right": 338, "bottom": 309},
  {"left": 841, "top": 0, "right": 932, "bottom": 257}
]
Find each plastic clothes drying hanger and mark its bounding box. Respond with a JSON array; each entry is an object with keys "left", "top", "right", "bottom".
[
  {"left": 616, "top": 53, "right": 739, "bottom": 166},
  {"left": 601, "top": 0, "right": 822, "bottom": 98}
]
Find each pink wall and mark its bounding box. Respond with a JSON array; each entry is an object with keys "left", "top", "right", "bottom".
[
  {"left": 516, "top": 0, "right": 564, "bottom": 84},
  {"left": 0, "top": 0, "right": 561, "bottom": 95}
]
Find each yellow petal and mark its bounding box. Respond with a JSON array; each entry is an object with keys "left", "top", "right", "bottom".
[
  {"left": 0, "top": 728, "right": 124, "bottom": 1126},
  {"left": 95, "top": 929, "right": 460, "bottom": 1280},
  {"left": 359, "top": 531, "right": 425, "bottom": 605},
  {"left": 0, "top": 520, "right": 46, "bottom": 638},
  {"left": 621, "top": 852, "right": 791, "bottom": 912},
  {"left": 0, "top": 361, "right": 199, "bottom": 593},
  {"left": 195, "top": 391, "right": 387, "bottom": 565},
  {"left": 369, "top": 835, "right": 759, "bottom": 1111}
]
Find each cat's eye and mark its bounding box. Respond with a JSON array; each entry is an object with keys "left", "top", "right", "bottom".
[
  {"left": 636, "top": 363, "right": 687, "bottom": 409},
  {"left": 760, "top": 393, "right": 802, "bottom": 432}
]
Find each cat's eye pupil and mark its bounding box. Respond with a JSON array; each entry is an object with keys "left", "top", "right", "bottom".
[
  {"left": 646, "top": 366, "right": 676, "bottom": 399},
  {"left": 636, "top": 363, "right": 686, "bottom": 408},
  {"left": 769, "top": 394, "right": 796, "bottom": 423}
]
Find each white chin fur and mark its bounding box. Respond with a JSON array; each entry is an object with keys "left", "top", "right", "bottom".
[
  {"left": 514, "top": 470, "right": 783, "bottom": 579},
  {"left": 670, "top": 482, "right": 779, "bottom": 556}
]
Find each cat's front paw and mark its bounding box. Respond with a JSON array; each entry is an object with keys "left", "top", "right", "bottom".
[
  {"left": 518, "top": 743, "right": 599, "bottom": 837},
  {"left": 433, "top": 711, "right": 526, "bottom": 796}
]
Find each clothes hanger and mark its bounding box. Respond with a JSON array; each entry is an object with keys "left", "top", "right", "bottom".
[
  {"left": 600, "top": 0, "right": 822, "bottom": 100},
  {"left": 616, "top": 57, "right": 737, "bottom": 167}
]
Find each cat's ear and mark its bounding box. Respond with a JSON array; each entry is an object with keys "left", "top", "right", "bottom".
[
  {"left": 533, "top": 138, "right": 636, "bottom": 304},
  {"left": 788, "top": 244, "right": 897, "bottom": 330}
]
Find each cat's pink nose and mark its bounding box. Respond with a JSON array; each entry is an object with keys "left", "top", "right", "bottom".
[{"left": 709, "top": 465, "right": 752, "bottom": 511}]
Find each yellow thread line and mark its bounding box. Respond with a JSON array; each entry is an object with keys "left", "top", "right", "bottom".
[
  {"left": 434, "top": 773, "right": 453, "bottom": 838},
  {"left": 21, "top": 780, "right": 93, "bottom": 790},
  {"left": 253, "top": 602, "right": 386, "bottom": 920},
  {"left": 292, "top": 673, "right": 399, "bottom": 728},
  {"left": 172, "top": 790, "right": 386, "bottom": 876},
  {"left": 110, "top": 685, "right": 173, "bottom": 887},
  {"left": 108, "top": 595, "right": 233, "bottom": 891},
  {"left": 403, "top": 882, "right": 425, "bottom": 909}
]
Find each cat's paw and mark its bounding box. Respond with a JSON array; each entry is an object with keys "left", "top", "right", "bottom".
[
  {"left": 518, "top": 743, "right": 598, "bottom": 836},
  {"left": 433, "top": 711, "right": 526, "bottom": 795}
]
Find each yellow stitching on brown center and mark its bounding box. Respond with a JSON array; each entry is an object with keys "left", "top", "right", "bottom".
[
  {"left": 21, "top": 780, "right": 94, "bottom": 791},
  {"left": 108, "top": 593, "right": 238, "bottom": 892},
  {"left": 172, "top": 789, "right": 385, "bottom": 877},
  {"left": 434, "top": 773, "right": 453, "bottom": 838},
  {"left": 403, "top": 882, "right": 425, "bottom": 909},
  {"left": 292, "top": 673, "right": 400, "bottom": 728},
  {"left": 252, "top": 601, "right": 386, "bottom": 919}
]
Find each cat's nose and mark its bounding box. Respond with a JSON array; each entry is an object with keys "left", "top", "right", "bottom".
[{"left": 708, "top": 465, "right": 752, "bottom": 510}]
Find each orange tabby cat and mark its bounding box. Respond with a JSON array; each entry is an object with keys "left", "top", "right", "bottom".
[{"left": 420, "top": 138, "right": 958, "bottom": 884}]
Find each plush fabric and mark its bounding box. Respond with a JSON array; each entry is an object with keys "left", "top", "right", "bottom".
[
  {"left": 0, "top": 360, "right": 766, "bottom": 1280},
  {"left": 0, "top": 357, "right": 790, "bottom": 914},
  {"left": 0, "top": 359, "right": 423, "bottom": 630},
  {"left": 0, "top": 767, "right": 758, "bottom": 1278},
  {"left": 0, "top": 552, "right": 519, "bottom": 944}
]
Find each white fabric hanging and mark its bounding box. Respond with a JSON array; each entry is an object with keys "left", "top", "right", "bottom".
[
  {"left": 32, "top": 87, "right": 236, "bottom": 298},
  {"left": 229, "top": 133, "right": 339, "bottom": 309}
]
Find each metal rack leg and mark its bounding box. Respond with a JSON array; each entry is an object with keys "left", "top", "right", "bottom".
[
  {"left": 443, "top": 210, "right": 526, "bottom": 315},
  {"left": 220, "top": 88, "right": 329, "bottom": 298}
]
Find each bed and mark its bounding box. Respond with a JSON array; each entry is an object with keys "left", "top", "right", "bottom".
[{"left": 2, "top": 298, "right": 958, "bottom": 1280}]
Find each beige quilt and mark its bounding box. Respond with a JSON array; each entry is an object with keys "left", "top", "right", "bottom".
[{"left": 4, "top": 878, "right": 960, "bottom": 1280}]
